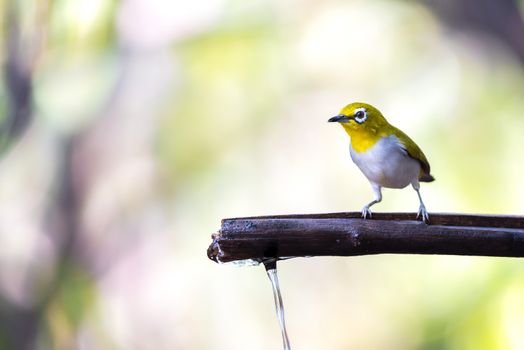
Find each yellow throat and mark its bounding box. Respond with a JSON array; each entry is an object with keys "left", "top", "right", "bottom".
[{"left": 338, "top": 103, "right": 393, "bottom": 153}]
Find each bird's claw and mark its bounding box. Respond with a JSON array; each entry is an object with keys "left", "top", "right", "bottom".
[
  {"left": 417, "top": 205, "right": 429, "bottom": 223},
  {"left": 361, "top": 206, "right": 372, "bottom": 219}
]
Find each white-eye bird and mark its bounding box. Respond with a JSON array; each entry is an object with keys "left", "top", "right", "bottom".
[{"left": 328, "top": 102, "right": 434, "bottom": 222}]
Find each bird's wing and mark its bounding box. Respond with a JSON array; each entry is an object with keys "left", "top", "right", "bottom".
[{"left": 391, "top": 126, "right": 432, "bottom": 177}]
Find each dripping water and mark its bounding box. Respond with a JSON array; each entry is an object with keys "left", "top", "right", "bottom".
[{"left": 264, "top": 260, "right": 292, "bottom": 350}]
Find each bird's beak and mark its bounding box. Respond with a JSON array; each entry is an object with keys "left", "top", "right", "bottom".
[{"left": 328, "top": 114, "right": 351, "bottom": 123}]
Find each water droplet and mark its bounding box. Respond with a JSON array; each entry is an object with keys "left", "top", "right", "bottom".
[
  {"left": 225, "top": 259, "right": 261, "bottom": 267},
  {"left": 265, "top": 263, "right": 292, "bottom": 350}
]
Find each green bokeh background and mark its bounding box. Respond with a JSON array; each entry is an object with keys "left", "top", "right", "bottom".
[{"left": 1, "top": 0, "right": 524, "bottom": 349}]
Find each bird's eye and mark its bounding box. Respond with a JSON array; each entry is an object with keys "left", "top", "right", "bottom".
[{"left": 353, "top": 109, "right": 367, "bottom": 124}]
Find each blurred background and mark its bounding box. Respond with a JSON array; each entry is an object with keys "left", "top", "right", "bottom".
[{"left": 1, "top": 0, "right": 524, "bottom": 349}]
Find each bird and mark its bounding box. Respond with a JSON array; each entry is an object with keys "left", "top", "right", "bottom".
[{"left": 328, "top": 102, "right": 434, "bottom": 222}]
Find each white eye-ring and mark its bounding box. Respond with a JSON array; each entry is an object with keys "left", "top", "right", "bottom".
[{"left": 354, "top": 108, "right": 367, "bottom": 124}]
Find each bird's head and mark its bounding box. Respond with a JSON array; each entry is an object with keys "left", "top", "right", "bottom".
[{"left": 328, "top": 102, "right": 387, "bottom": 134}]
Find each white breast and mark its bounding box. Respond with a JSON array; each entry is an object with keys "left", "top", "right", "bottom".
[{"left": 350, "top": 135, "right": 420, "bottom": 189}]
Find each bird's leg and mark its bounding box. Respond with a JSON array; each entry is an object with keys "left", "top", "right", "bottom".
[
  {"left": 412, "top": 183, "right": 429, "bottom": 223},
  {"left": 361, "top": 184, "right": 382, "bottom": 219}
]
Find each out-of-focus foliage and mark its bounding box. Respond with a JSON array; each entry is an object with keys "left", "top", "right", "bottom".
[{"left": 0, "top": 0, "right": 524, "bottom": 349}]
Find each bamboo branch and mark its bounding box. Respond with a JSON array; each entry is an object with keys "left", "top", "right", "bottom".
[{"left": 207, "top": 213, "right": 524, "bottom": 263}]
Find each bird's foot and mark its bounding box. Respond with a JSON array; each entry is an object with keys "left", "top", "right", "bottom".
[
  {"left": 361, "top": 206, "right": 372, "bottom": 219},
  {"left": 417, "top": 205, "right": 429, "bottom": 223}
]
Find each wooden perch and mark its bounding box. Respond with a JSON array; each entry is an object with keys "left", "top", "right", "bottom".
[{"left": 207, "top": 213, "right": 524, "bottom": 264}]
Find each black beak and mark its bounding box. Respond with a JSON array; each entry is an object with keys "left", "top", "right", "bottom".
[{"left": 328, "top": 114, "right": 351, "bottom": 123}]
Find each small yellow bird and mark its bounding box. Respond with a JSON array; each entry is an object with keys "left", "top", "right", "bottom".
[{"left": 328, "top": 102, "right": 434, "bottom": 222}]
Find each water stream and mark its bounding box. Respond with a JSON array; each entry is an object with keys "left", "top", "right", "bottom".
[{"left": 264, "top": 260, "right": 292, "bottom": 350}]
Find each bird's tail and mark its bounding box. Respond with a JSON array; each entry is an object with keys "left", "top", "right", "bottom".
[{"left": 419, "top": 173, "right": 435, "bottom": 182}]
